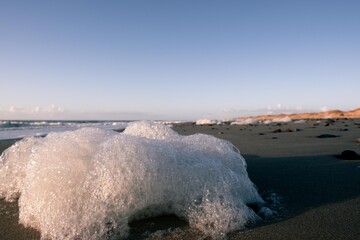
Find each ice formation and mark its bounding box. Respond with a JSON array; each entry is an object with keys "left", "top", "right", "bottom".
[
  {"left": 0, "top": 122, "right": 267, "bottom": 239},
  {"left": 230, "top": 118, "right": 258, "bottom": 125},
  {"left": 195, "top": 119, "right": 218, "bottom": 125},
  {"left": 294, "top": 119, "right": 306, "bottom": 124},
  {"left": 263, "top": 120, "right": 273, "bottom": 125},
  {"left": 272, "top": 116, "right": 292, "bottom": 123}
]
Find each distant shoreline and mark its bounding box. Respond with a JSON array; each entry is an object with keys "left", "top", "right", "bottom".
[{"left": 236, "top": 107, "right": 360, "bottom": 121}]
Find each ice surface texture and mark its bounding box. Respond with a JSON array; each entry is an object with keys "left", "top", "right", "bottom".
[
  {"left": 0, "top": 121, "right": 265, "bottom": 239},
  {"left": 195, "top": 119, "right": 219, "bottom": 125}
]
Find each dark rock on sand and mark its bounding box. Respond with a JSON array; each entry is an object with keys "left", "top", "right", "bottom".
[
  {"left": 317, "top": 134, "right": 338, "bottom": 138},
  {"left": 273, "top": 129, "right": 282, "bottom": 133},
  {"left": 114, "top": 128, "right": 125, "bottom": 133},
  {"left": 284, "top": 128, "right": 293, "bottom": 133},
  {"left": 339, "top": 150, "right": 359, "bottom": 160},
  {"left": 325, "top": 119, "right": 335, "bottom": 125},
  {"left": 340, "top": 128, "right": 349, "bottom": 131}
]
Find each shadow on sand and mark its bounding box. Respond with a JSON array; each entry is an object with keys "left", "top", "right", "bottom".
[{"left": 244, "top": 154, "right": 360, "bottom": 216}]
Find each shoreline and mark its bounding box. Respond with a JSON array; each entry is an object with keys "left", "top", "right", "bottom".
[
  {"left": 1, "top": 119, "right": 359, "bottom": 239},
  {"left": 234, "top": 108, "right": 360, "bottom": 121}
]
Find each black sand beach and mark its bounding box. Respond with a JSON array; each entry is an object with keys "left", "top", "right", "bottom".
[{"left": 1, "top": 119, "right": 360, "bottom": 239}]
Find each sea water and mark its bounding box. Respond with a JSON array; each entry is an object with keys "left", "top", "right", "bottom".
[
  {"left": 0, "top": 121, "right": 270, "bottom": 239},
  {"left": 0, "top": 120, "right": 130, "bottom": 140}
]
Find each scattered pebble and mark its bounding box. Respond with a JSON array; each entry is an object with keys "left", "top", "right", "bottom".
[
  {"left": 273, "top": 129, "right": 282, "bottom": 133},
  {"left": 325, "top": 119, "right": 335, "bottom": 125},
  {"left": 317, "top": 134, "right": 338, "bottom": 138},
  {"left": 339, "top": 150, "right": 359, "bottom": 160},
  {"left": 284, "top": 128, "right": 293, "bottom": 133}
]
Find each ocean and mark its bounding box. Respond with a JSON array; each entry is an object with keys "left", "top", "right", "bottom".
[{"left": 0, "top": 120, "right": 130, "bottom": 140}]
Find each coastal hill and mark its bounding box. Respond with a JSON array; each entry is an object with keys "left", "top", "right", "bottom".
[{"left": 236, "top": 108, "right": 360, "bottom": 121}]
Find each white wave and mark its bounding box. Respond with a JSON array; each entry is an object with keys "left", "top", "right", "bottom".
[{"left": 0, "top": 122, "right": 129, "bottom": 140}]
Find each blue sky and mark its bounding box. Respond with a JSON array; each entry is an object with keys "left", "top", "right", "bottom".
[{"left": 1, "top": 0, "right": 359, "bottom": 120}]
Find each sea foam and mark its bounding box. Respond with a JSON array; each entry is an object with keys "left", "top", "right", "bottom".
[{"left": 0, "top": 121, "right": 267, "bottom": 239}]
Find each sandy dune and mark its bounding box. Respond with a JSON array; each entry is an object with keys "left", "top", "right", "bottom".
[{"left": 236, "top": 108, "right": 360, "bottom": 121}]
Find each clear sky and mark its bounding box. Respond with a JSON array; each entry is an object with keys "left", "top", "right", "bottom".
[{"left": 1, "top": 0, "right": 359, "bottom": 120}]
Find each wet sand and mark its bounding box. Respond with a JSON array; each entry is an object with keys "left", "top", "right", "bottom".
[{"left": 1, "top": 119, "right": 360, "bottom": 239}]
